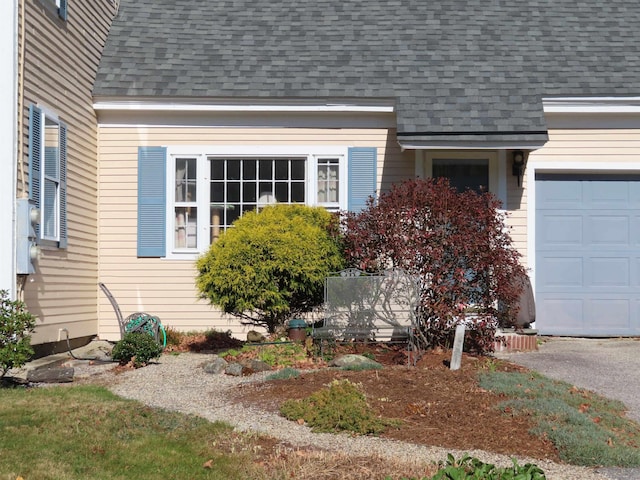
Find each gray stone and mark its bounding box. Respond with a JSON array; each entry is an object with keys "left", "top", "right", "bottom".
[
  {"left": 329, "top": 354, "right": 382, "bottom": 369},
  {"left": 203, "top": 356, "right": 228, "bottom": 374},
  {"left": 225, "top": 362, "right": 245, "bottom": 376},
  {"left": 246, "top": 330, "right": 266, "bottom": 343},
  {"left": 241, "top": 359, "right": 272, "bottom": 373},
  {"left": 27, "top": 367, "right": 74, "bottom": 383}
]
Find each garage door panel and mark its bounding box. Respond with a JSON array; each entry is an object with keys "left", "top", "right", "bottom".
[
  {"left": 588, "top": 299, "right": 630, "bottom": 329},
  {"left": 537, "top": 297, "right": 584, "bottom": 331},
  {"left": 588, "top": 215, "right": 629, "bottom": 246},
  {"left": 536, "top": 174, "right": 640, "bottom": 336},
  {"left": 538, "top": 256, "right": 583, "bottom": 287},
  {"left": 588, "top": 257, "right": 630, "bottom": 287},
  {"left": 538, "top": 215, "right": 583, "bottom": 246},
  {"left": 536, "top": 179, "right": 582, "bottom": 209}
]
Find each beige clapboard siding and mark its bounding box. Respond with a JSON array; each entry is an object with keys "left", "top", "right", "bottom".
[
  {"left": 536, "top": 129, "right": 640, "bottom": 163},
  {"left": 506, "top": 167, "right": 528, "bottom": 266},
  {"left": 98, "top": 126, "right": 410, "bottom": 339},
  {"left": 20, "top": 0, "right": 115, "bottom": 345}
]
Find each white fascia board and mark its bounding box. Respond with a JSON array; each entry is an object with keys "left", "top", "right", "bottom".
[
  {"left": 93, "top": 101, "right": 395, "bottom": 113},
  {"left": 543, "top": 97, "right": 640, "bottom": 113}
]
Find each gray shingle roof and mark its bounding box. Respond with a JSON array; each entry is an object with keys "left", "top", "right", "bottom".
[{"left": 94, "top": 0, "right": 640, "bottom": 143}]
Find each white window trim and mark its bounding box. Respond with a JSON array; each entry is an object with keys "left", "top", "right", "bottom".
[{"left": 164, "top": 145, "right": 348, "bottom": 259}]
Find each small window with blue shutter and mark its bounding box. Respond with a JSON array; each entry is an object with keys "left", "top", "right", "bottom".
[{"left": 28, "top": 104, "right": 67, "bottom": 248}]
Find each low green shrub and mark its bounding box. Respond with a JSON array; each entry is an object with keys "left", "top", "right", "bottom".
[
  {"left": 111, "top": 332, "right": 163, "bottom": 368},
  {"left": 0, "top": 290, "right": 37, "bottom": 378},
  {"left": 479, "top": 371, "right": 640, "bottom": 467},
  {"left": 266, "top": 367, "right": 300, "bottom": 380},
  {"left": 430, "top": 454, "right": 546, "bottom": 479},
  {"left": 280, "top": 379, "right": 401, "bottom": 434}
]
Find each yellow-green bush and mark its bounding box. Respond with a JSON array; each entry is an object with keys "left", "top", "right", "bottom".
[{"left": 196, "top": 205, "right": 344, "bottom": 333}]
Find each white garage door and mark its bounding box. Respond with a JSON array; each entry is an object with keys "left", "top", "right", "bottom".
[{"left": 536, "top": 173, "right": 640, "bottom": 336}]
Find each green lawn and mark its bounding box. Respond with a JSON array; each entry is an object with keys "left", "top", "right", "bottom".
[{"left": 0, "top": 385, "right": 269, "bottom": 480}]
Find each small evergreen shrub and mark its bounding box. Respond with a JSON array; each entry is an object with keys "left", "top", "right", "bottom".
[
  {"left": 280, "top": 379, "right": 400, "bottom": 434},
  {"left": 111, "top": 332, "right": 163, "bottom": 368},
  {"left": 0, "top": 290, "right": 37, "bottom": 378},
  {"left": 196, "top": 204, "right": 345, "bottom": 333}
]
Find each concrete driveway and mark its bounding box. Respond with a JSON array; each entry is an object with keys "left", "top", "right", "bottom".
[{"left": 498, "top": 337, "right": 640, "bottom": 480}]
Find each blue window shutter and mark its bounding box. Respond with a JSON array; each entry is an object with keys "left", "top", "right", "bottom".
[
  {"left": 28, "top": 105, "right": 42, "bottom": 238},
  {"left": 138, "top": 146, "right": 167, "bottom": 257},
  {"left": 58, "top": 0, "right": 67, "bottom": 20},
  {"left": 58, "top": 122, "right": 68, "bottom": 248},
  {"left": 348, "top": 147, "right": 377, "bottom": 212}
]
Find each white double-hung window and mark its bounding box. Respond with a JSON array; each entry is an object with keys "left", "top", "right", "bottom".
[
  {"left": 164, "top": 146, "right": 348, "bottom": 257},
  {"left": 29, "top": 105, "right": 67, "bottom": 248}
]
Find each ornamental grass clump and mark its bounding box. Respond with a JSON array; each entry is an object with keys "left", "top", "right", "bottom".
[{"left": 280, "top": 379, "right": 400, "bottom": 434}]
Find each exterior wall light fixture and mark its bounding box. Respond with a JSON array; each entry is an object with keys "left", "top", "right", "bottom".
[{"left": 512, "top": 150, "right": 526, "bottom": 187}]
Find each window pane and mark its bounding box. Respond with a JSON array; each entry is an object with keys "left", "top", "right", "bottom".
[
  {"left": 291, "top": 182, "right": 305, "bottom": 202},
  {"left": 210, "top": 206, "right": 224, "bottom": 242},
  {"left": 243, "top": 160, "right": 256, "bottom": 180},
  {"left": 228, "top": 160, "right": 241, "bottom": 180},
  {"left": 43, "top": 178, "right": 57, "bottom": 238},
  {"left": 432, "top": 159, "right": 489, "bottom": 193},
  {"left": 275, "top": 182, "right": 288, "bottom": 202},
  {"left": 175, "top": 158, "right": 197, "bottom": 202},
  {"left": 259, "top": 160, "right": 272, "bottom": 180},
  {"left": 44, "top": 147, "right": 59, "bottom": 178},
  {"left": 226, "top": 205, "right": 240, "bottom": 225},
  {"left": 227, "top": 182, "right": 240, "bottom": 202},
  {"left": 243, "top": 182, "right": 257, "bottom": 202},
  {"left": 210, "top": 182, "right": 224, "bottom": 203},
  {"left": 44, "top": 117, "right": 59, "bottom": 179},
  {"left": 175, "top": 206, "right": 197, "bottom": 249},
  {"left": 291, "top": 159, "right": 305, "bottom": 180},
  {"left": 258, "top": 182, "right": 272, "bottom": 200},
  {"left": 317, "top": 158, "right": 339, "bottom": 203},
  {"left": 275, "top": 160, "right": 288, "bottom": 180},
  {"left": 211, "top": 159, "right": 224, "bottom": 180}
]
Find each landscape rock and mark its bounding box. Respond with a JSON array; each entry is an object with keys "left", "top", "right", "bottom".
[
  {"left": 202, "top": 356, "right": 228, "bottom": 374},
  {"left": 27, "top": 367, "right": 75, "bottom": 383},
  {"left": 225, "top": 362, "right": 245, "bottom": 376},
  {"left": 246, "top": 330, "right": 266, "bottom": 342},
  {"left": 329, "top": 354, "right": 382, "bottom": 369},
  {"left": 241, "top": 359, "right": 272, "bottom": 372}
]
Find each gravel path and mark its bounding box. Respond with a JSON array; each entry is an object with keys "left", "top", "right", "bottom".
[{"left": 101, "top": 352, "right": 612, "bottom": 480}]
